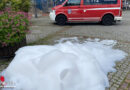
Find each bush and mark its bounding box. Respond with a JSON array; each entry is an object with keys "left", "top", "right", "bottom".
[
  {"left": 0, "top": 0, "right": 31, "bottom": 12},
  {"left": 0, "top": 9, "right": 29, "bottom": 47},
  {"left": 0, "top": 0, "right": 7, "bottom": 11}
]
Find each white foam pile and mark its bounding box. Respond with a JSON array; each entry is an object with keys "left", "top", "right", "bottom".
[{"left": 1, "top": 38, "right": 127, "bottom": 90}]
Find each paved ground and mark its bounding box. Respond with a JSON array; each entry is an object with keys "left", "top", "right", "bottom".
[{"left": 0, "top": 11, "right": 130, "bottom": 90}]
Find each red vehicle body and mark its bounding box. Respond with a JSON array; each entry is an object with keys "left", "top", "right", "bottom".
[{"left": 49, "top": 0, "right": 122, "bottom": 25}]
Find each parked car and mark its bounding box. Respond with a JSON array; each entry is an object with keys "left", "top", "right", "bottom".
[{"left": 49, "top": 0, "right": 123, "bottom": 25}]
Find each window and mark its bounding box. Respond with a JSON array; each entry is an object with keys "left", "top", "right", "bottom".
[
  {"left": 65, "top": 0, "right": 81, "bottom": 6},
  {"left": 84, "top": 0, "right": 117, "bottom": 5},
  {"left": 102, "top": 0, "right": 117, "bottom": 4},
  {"left": 84, "top": 0, "right": 101, "bottom": 5},
  {"left": 55, "top": 0, "right": 65, "bottom": 5}
]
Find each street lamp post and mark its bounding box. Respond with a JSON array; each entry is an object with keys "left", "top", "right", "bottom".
[{"left": 34, "top": 0, "right": 38, "bottom": 18}]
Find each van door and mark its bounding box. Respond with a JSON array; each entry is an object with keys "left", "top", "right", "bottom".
[
  {"left": 63, "top": 0, "right": 83, "bottom": 21},
  {"left": 81, "top": 0, "right": 103, "bottom": 21}
]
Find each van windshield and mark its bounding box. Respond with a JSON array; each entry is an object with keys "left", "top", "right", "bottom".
[{"left": 55, "top": 0, "right": 65, "bottom": 5}]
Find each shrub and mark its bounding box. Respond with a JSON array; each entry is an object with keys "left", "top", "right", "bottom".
[
  {"left": 0, "top": 0, "right": 8, "bottom": 11},
  {"left": 0, "top": 8, "right": 29, "bottom": 47},
  {"left": 0, "top": 0, "right": 31, "bottom": 12}
]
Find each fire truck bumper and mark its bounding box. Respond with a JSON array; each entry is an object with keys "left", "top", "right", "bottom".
[
  {"left": 49, "top": 10, "right": 56, "bottom": 22},
  {"left": 114, "top": 16, "right": 122, "bottom": 21}
]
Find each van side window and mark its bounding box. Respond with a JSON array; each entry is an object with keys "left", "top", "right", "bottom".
[
  {"left": 84, "top": 0, "right": 101, "bottom": 5},
  {"left": 84, "top": 0, "right": 117, "bottom": 5},
  {"left": 65, "top": 0, "right": 81, "bottom": 6},
  {"left": 102, "top": 0, "right": 117, "bottom": 4}
]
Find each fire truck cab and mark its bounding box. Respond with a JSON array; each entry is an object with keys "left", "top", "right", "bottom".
[{"left": 49, "top": 0, "right": 122, "bottom": 25}]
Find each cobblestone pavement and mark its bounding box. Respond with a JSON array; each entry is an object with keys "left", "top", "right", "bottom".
[
  {"left": 0, "top": 59, "right": 12, "bottom": 73},
  {"left": 107, "top": 42, "right": 130, "bottom": 90},
  {"left": 118, "top": 73, "right": 130, "bottom": 90},
  {"left": 0, "top": 11, "right": 130, "bottom": 90}
]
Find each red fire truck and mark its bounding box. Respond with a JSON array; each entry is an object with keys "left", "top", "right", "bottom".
[{"left": 50, "top": 0, "right": 122, "bottom": 25}]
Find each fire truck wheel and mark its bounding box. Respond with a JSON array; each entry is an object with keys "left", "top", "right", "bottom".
[
  {"left": 56, "top": 15, "right": 67, "bottom": 25},
  {"left": 102, "top": 15, "right": 114, "bottom": 25}
]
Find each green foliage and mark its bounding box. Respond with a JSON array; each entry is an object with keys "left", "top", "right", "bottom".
[
  {"left": 0, "top": 0, "right": 31, "bottom": 12},
  {"left": 0, "top": 9, "right": 29, "bottom": 47},
  {"left": 0, "top": 0, "right": 8, "bottom": 11}
]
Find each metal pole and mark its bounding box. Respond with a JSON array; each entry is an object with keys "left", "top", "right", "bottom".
[
  {"left": 125, "top": 0, "right": 127, "bottom": 9},
  {"left": 46, "top": 0, "right": 49, "bottom": 12},
  {"left": 41, "top": 0, "right": 45, "bottom": 13},
  {"left": 34, "top": 0, "right": 38, "bottom": 18}
]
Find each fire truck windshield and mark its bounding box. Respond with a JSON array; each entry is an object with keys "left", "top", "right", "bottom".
[{"left": 55, "top": 0, "right": 65, "bottom": 5}]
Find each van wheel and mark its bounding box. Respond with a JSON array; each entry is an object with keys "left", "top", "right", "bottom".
[
  {"left": 102, "top": 15, "right": 114, "bottom": 25},
  {"left": 56, "top": 15, "right": 67, "bottom": 25}
]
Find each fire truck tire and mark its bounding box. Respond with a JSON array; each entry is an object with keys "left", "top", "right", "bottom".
[
  {"left": 102, "top": 15, "right": 114, "bottom": 25},
  {"left": 56, "top": 15, "right": 67, "bottom": 25}
]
